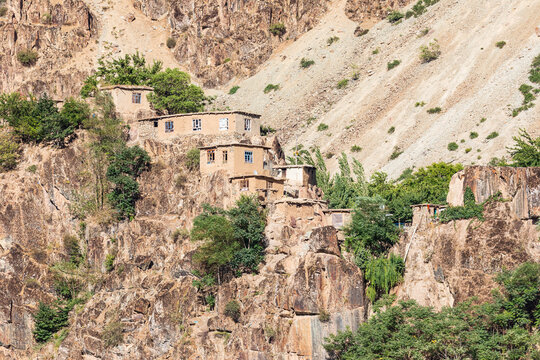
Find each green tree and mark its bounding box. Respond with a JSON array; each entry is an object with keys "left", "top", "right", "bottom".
[
  {"left": 0, "top": 129, "right": 20, "bottom": 171},
  {"left": 33, "top": 302, "right": 70, "bottom": 343},
  {"left": 94, "top": 52, "right": 162, "bottom": 86},
  {"left": 508, "top": 129, "right": 540, "bottom": 167},
  {"left": 147, "top": 68, "right": 207, "bottom": 114}
]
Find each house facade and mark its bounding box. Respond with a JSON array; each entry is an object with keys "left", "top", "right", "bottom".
[
  {"left": 273, "top": 165, "right": 317, "bottom": 187},
  {"left": 199, "top": 143, "right": 272, "bottom": 177},
  {"left": 137, "top": 111, "right": 261, "bottom": 140},
  {"left": 100, "top": 85, "right": 155, "bottom": 121}
]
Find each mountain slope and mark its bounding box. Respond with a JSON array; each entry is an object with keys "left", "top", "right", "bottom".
[{"left": 217, "top": 0, "right": 540, "bottom": 177}]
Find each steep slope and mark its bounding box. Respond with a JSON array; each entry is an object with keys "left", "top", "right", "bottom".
[{"left": 218, "top": 0, "right": 540, "bottom": 177}]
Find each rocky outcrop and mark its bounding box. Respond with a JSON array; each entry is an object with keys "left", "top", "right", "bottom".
[
  {"left": 135, "top": 0, "right": 332, "bottom": 87},
  {"left": 0, "top": 0, "right": 97, "bottom": 97},
  {"left": 447, "top": 166, "right": 540, "bottom": 220},
  {"left": 345, "top": 0, "right": 412, "bottom": 22}
]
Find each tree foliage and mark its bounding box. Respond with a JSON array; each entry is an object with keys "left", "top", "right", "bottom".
[
  {"left": 324, "top": 262, "right": 540, "bottom": 360},
  {"left": 508, "top": 129, "right": 540, "bottom": 167},
  {"left": 94, "top": 52, "right": 162, "bottom": 86},
  {"left": 0, "top": 128, "right": 20, "bottom": 171}
]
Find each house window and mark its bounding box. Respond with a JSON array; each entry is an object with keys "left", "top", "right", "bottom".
[
  {"left": 132, "top": 93, "right": 141, "bottom": 104},
  {"left": 165, "top": 121, "right": 174, "bottom": 133},
  {"left": 244, "top": 118, "right": 251, "bottom": 131},
  {"left": 219, "top": 118, "right": 229, "bottom": 131},
  {"left": 244, "top": 151, "right": 253, "bottom": 164},
  {"left": 266, "top": 181, "right": 273, "bottom": 189},
  {"left": 153, "top": 121, "right": 158, "bottom": 128},
  {"left": 240, "top": 179, "right": 249, "bottom": 191},
  {"left": 222, "top": 150, "right": 228, "bottom": 164},
  {"left": 193, "top": 119, "right": 202, "bottom": 131},
  {"left": 207, "top": 150, "right": 215, "bottom": 164}
]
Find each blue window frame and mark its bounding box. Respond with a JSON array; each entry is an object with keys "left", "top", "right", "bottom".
[
  {"left": 132, "top": 92, "right": 141, "bottom": 104},
  {"left": 165, "top": 121, "right": 174, "bottom": 133},
  {"left": 244, "top": 151, "right": 253, "bottom": 163}
]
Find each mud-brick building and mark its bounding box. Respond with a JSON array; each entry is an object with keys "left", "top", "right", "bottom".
[
  {"left": 199, "top": 143, "right": 274, "bottom": 176},
  {"left": 273, "top": 165, "right": 317, "bottom": 187},
  {"left": 100, "top": 85, "right": 155, "bottom": 121},
  {"left": 411, "top": 204, "right": 447, "bottom": 226},
  {"left": 137, "top": 111, "right": 261, "bottom": 139}
]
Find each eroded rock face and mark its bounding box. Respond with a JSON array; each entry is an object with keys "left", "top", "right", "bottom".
[
  {"left": 345, "top": 0, "right": 412, "bottom": 22},
  {"left": 135, "top": 0, "right": 332, "bottom": 87},
  {"left": 447, "top": 166, "right": 540, "bottom": 220},
  {"left": 0, "top": 0, "right": 97, "bottom": 97}
]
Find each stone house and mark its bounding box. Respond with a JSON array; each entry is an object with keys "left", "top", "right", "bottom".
[
  {"left": 100, "top": 85, "right": 155, "bottom": 121},
  {"left": 229, "top": 174, "right": 285, "bottom": 202},
  {"left": 199, "top": 142, "right": 274, "bottom": 177},
  {"left": 411, "top": 204, "right": 447, "bottom": 226},
  {"left": 137, "top": 111, "right": 261, "bottom": 140},
  {"left": 273, "top": 165, "right": 317, "bottom": 187}
]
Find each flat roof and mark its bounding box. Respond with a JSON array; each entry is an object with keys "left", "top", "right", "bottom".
[
  {"left": 138, "top": 111, "right": 261, "bottom": 122},
  {"left": 273, "top": 164, "right": 316, "bottom": 169},
  {"left": 410, "top": 204, "right": 447, "bottom": 208},
  {"left": 229, "top": 174, "right": 285, "bottom": 182},
  {"left": 323, "top": 209, "right": 353, "bottom": 213},
  {"left": 100, "top": 85, "right": 154, "bottom": 91},
  {"left": 199, "top": 143, "right": 271, "bottom": 150}
]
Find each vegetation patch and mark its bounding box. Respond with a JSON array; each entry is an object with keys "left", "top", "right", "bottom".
[
  {"left": 0, "top": 6, "right": 8, "bottom": 16},
  {"left": 300, "top": 58, "right": 315, "bottom": 69},
  {"left": 224, "top": 300, "right": 241, "bottom": 322},
  {"left": 387, "top": 10, "right": 404, "bottom": 23},
  {"left": 350, "top": 145, "right": 362, "bottom": 153},
  {"left": 228, "top": 85, "right": 240, "bottom": 95},
  {"left": 264, "top": 84, "right": 280, "bottom": 93},
  {"left": 186, "top": 148, "right": 200, "bottom": 171},
  {"left": 469, "top": 131, "right": 478, "bottom": 139},
  {"left": 317, "top": 123, "right": 329, "bottom": 131},
  {"left": 102, "top": 317, "right": 124, "bottom": 348},
  {"left": 336, "top": 79, "right": 349, "bottom": 89},
  {"left": 319, "top": 310, "right": 331, "bottom": 322},
  {"left": 327, "top": 36, "right": 340, "bottom": 45},
  {"left": 427, "top": 107, "right": 442, "bottom": 114},
  {"left": 415, "top": 101, "right": 426, "bottom": 107},
  {"left": 17, "top": 49, "right": 39, "bottom": 66},
  {"left": 486, "top": 131, "right": 499, "bottom": 140},
  {"left": 420, "top": 39, "right": 441, "bottom": 63},
  {"left": 166, "top": 37, "right": 177, "bottom": 49},
  {"left": 389, "top": 147, "right": 403, "bottom": 160},
  {"left": 447, "top": 142, "right": 458, "bottom": 151},
  {"left": 512, "top": 53, "right": 539, "bottom": 116},
  {"left": 387, "top": 126, "right": 395, "bottom": 134},
  {"left": 0, "top": 129, "right": 20, "bottom": 172},
  {"left": 260, "top": 125, "right": 276, "bottom": 136},
  {"left": 269, "top": 23, "right": 286, "bottom": 37},
  {"left": 495, "top": 41, "right": 506, "bottom": 49},
  {"left": 387, "top": 60, "right": 401, "bottom": 70}
]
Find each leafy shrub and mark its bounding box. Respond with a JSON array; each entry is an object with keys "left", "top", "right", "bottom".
[
  {"left": 337, "top": 79, "right": 349, "bottom": 89},
  {"left": 317, "top": 123, "right": 329, "bottom": 131},
  {"left": 264, "top": 84, "right": 280, "bottom": 93},
  {"left": 486, "top": 131, "right": 499, "bottom": 140},
  {"left": 223, "top": 58, "right": 231, "bottom": 64},
  {"left": 327, "top": 36, "right": 340, "bottom": 45},
  {"left": 102, "top": 318, "right": 124, "bottom": 348},
  {"left": 469, "top": 131, "right": 478, "bottom": 139},
  {"left": 326, "top": 152, "right": 334, "bottom": 159},
  {"left": 465, "top": 148, "right": 472, "bottom": 153},
  {"left": 387, "top": 60, "right": 401, "bottom": 70},
  {"left": 508, "top": 129, "right": 540, "bottom": 167},
  {"left": 171, "top": 228, "right": 189, "bottom": 242},
  {"left": 438, "top": 187, "right": 484, "bottom": 223},
  {"left": 260, "top": 125, "right": 276, "bottom": 136},
  {"left": 228, "top": 85, "right": 240, "bottom": 95},
  {"left": 0, "top": 6, "right": 7, "bottom": 16},
  {"left": 300, "top": 58, "right": 315, "bottom": 68},
  {"left": 325, "top": 263, "right": 540, "bottom": 360},
  {"left": 372, "top": 48, "right": 380, "bottom": 55},
  {"left": 63, "top": 235, "right": 83, "bottom": 266},
  {"left": 27, "top": 164, "right": 37, "bottom": 173},
  {"left": 480, "top": 117, "right": 486, "bottom": 123},
  {"left": 419, "top": 39, "right": 441, "bottom": 63},
  {"left": 364, "top": 254, "right": 405, "bottom": 302},
  {"left": 495, "top": 41, "right": 506, "bottom": 49},
  {"left": 351, "top": 145, "right": 362, "bottom": 152},
  {"left": 387, "top": 10, "right": 404, "bottom": 23},
  {"left": 389, "top": 147, "right": 403, "bottom": 160},
  {"left": 319, "top": 310, "right": 331, "bottom": 322},
  {"left": 106, "top": 145, "right": 151, "bottom": 219},
  {"left": 418, "top": 28, "right": 430, "bottom": 37},
  {"left": 104, "top": 253, "right": 115, "bottom": 272},
  {"left": 269, "top": 23, "right": 286, "bottom": 37},
  {"left": 415, "top": 101, "right": 426, "bottom": 107},
  {"left": 447, "top": 142, "right": 458, "bottom": 151},
  {"left": 224, "top": 300, "right": 241, "bottom": 322},
  {"left": 175, "top": 173, "right": 187, "bottom": 188},
  {"left": 33, "top": 302, "right": 71, "bottom": 343},
  {"left": 387, "top": 126, "right": 395, "bottom": 134},
  {"left": 0, "top": 129, "right": 20, "bottom": 171},
  {"left": 17, "top": 49, "right": 39, "bottom": 66},
  {"left": 42, "top": 13, "right": 52, "bottom": 24},
  {"left": 427, "top": 107, "right": 441, "bottom": 114},
  {"left": 166, "top": 37, "right": 177, "bottom": 49},
  {"left": 186, "top": 148, "right": 200, "bottom": 171}
]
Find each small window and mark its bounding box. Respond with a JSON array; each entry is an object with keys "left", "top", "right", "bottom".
[
  {"left": 222, "top": 150, "right": 228, "bottom": 164},
  {"left": 244, "top": 118, "right": 251, "bottom": 131},
  {"left": 132, "top": 92, "right": 142, "bottom": 104},
  {"left": 207, "top": 150, "right": 215, "bottom": 164},
  {"left": 244, "top": 151, "right": 253, "bottom": 164},
  {"left": 153, "top": 121, "right": 158, "bottom": 128},
  {"left": 193, "top": 118, "right": 202, "bottom": 131},
  {"left": 219, "top": 118, "right": 229, "bottom": 131},
  {"left": 266, "top": 181, "right": 273, "bottom": 189},
  {"left": 165, "top": 121, "right": 174, "bottom": 133},
  {"left": 240, "top": 179, "right": 249, "bottom": 191}
]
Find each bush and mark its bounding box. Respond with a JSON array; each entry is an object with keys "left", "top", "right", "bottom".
[
  {"left": 387, "top": 10, "right": 404, "bottom": 23},
  {"left": 264, "top": 84, "right": 280, "bottom": 93},
  {"left": 372, "top": 48, "right": 380, "bottom": 55},
  {"left": 438, "top": 187, "right": 484, "bottom": 223},
  {"left": 17, "top": 49, "right": 39, "bottom": 66},
  {"left": 224, "top": 300, "right": 241, "bottom": 322},
  {"left": 260, "top": 125, "right": 276, "bottom": 136},
  {"left": 469, "top": 131, "right": 478, "bottom": 139},
  {"left": 166, "top": 37, "right": 177, "bottom": 49},
  {"left": 319, "top": 310, "right": 331, "bottom": 322},
  {"left": 0, "top": 6, "right": 7, "bottom": 16},
  {"left": 223, "top": 58, "right": 231, "bottom": 64},
  {"left": 495, "top": 41, "right": 506, "bottom": 49},
  {"left": 27, "top": 164, "right": 37, "bottom": 173},
  {"left": 387, "top": 126, "right": 395, "bottom": 134},
  {"left": 102, "top": 318, "right": 124, "bottom": 348},
  {"left": 351, "top": 145, "right": 362, "bottom": 152},
  {"left": 419, "top": 39, "right": 441, "bottom": 63},
  {"left": 363, "top": 254, "right": 405, "bottom": 302},
  {"left": 172, "top": 228, "right": 189, "bottom": 242},
  {"left": 447, "top": 142, "right": 458, "bottom": 151},
  {"left": 42, "top": 13, "right": 52, "bottom": 24},
  {"left": 327, "top": 36, "right": 340, "bottom": 45},
  {"left": 186, "top": 148, "right": 200, "bottom": 171},
  {"left": 300, "top": 58, "right": 315, "bottom": 68},
  {"left": 0, "top": 129, "right": 20, "bottom": 171},
  {"left": 415, "top": 101, "right": 426, "bottom": 107},
  {"left": 337, "top": 79, "right": 349, "bottom": 89},
  {"left": 427, "top": 107, "right": 441, "bottom": 114},
  {"left": 508, "top": 129, "right": 540, "bottom": 167},
  {"left": 175, "top": 173, "right": 187, "bottom": 188},
  {"left": 317, "top": 123, "right": 329, "bottom": 131},
  {"left": 389, "top": 147, "right": 403, "bottom": 160},
  {"left": 104, "top": 253, "right": 115, "bottom": 272},
  {"left": 465, "top": 147, "right": 472, "bottom": 153},
  {"left": 486, "top": 131, "right": 499, "bottom": 140},
  {"left": 387, "top": 60, "right": 401, "bottom": 70},
  {"left": 269, "top": 23, "right": 286, "bottom": 37},
  {"left": 33, "top": 302, "right": 71, "bottom": 343},
  {"left": 63, "top": 235, "right": 83, "bottom": 266},
  {"left": 228, "top": 85, "right": 240, "bottom": 95}
]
